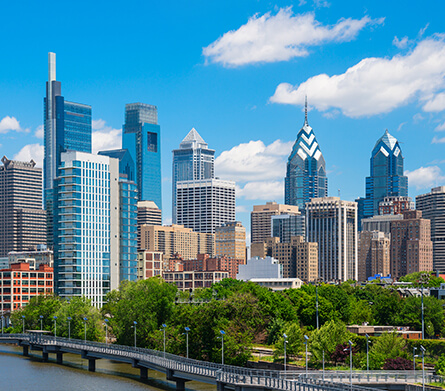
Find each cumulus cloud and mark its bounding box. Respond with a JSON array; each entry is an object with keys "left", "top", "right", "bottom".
[
  {"left": 405, "top": 166, "right": 445, "bottom": 190},
  {"left": 92, "top": 119, "right": 122, "bottom": 154},
  {"left": 435, "top": 122, "right": 445, "bottom": 131},
  {"left": 423, "top": 92, "right": 445, "bottom": 112},
  {"left": 432, "top": 136, "right": 445, "bottom": 144},
  {"left": 0, "top": 116, "right": 29, "bottom": 134},
  {"left": 13, "top": 144, "right": 44, "bottom": 167},
  {"left": 393, "top": 36, "right": 409, "bottom": 49},
  {"left": 236, "top": 181, "right": 285, "bottom": 200},
  {"left": 34, "top": 125, "right": 44, "bottom": 139},
  {"left": 270, "top": 36, "right": 445, "bottom": 117},
  {"left": 203, "top": 8, "right": 383, "bottom": 66}
]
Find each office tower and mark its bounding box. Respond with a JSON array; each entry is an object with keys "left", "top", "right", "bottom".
[
  {"left": 363, "top": 130, "right": 408, "bottom": 219},
  {"left": 362, "top": 214, "right": 403, "bottom": 234},
  {"left": 54, "top": 152, "right": 119, "bottom": 307},
  {"left": 136, "top": 201, "right": 162, "bottom": 249},
  {"left": 358, "top": 231, "right": 390, "bottom": 281},
  {"left": 172, "top": 128, "right": 215, "bottom": 223},
  {"left": 99, "top": 149, "right": 138, "bottom": 283},
  {"left": 215, "top": 221, "right": 246, "bottom": 262},
  {"left": 306, "top": 197, "right": 358, "bottom": 282},
  {"left": 176, "top": 179, "right": 235, "bottom": 234},
  {"left": 390, "top": 210, "right": 433, "bottom": 278},
  {"left": 272, "top": 214, "right": 305, "bottom": 243},
  {"left": 285, "top": 100, "right": 327, "bottom": 211},
  {"left": 416, "top": 187, "right": 445, "bottom": 272},
  {"left": 251, "top": 202, "right": 300, "bottom": 243},
  {"left": 140, "top": 224, "right": 215, "bottom": 260},
  {"left": 378, "top": 196, "right": 414, "bottom": 215},
  {"left": 122, "top": 103, "right": 162, "bottom": 208},
  {"left": 0, "top": 156, "right": 46, "bottom": 257},
  {"left": 43, "top": 52, "right": 92, "bottom": 245}
]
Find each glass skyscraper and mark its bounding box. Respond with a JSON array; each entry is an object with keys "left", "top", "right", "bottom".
[
  {"left": 172, "top": 128, "right": 215, "bottom": 223},
  {"left": 285, "top": 102, "right": 327, "bottom": 211},
  {"left": 363, "top": 130, "right": 408, "bottom": 219},
  {"left": 122, "top": 103, "right": 162, "bottom": 210}
]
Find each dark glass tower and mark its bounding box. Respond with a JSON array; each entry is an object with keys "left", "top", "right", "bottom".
[
  {"left": 285, "top": 102, "right": 327, "bottom": 211},
  {"left": 122, "top": 103, "right": 162, "bottom": 209},
  {"left": 363, "top": 130, "right": 408, "bottom": 218}
]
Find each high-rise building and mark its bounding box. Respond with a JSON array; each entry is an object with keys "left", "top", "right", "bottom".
[
  {"left": 285, "top": 101, "right": 327, "bottom": 211},
  {"left": 99, "top": 149, "right": 138, "bottom": 283},
  {"left": 362, "top": 214, "right": 403, "bottom": 234},
  {"left": 362, "top": 130, "right": 408, "bottom": 219},
  {"left": 215, "top": 221, "right": 246, "bottom": 262},
  {"left": 176, "top": 179, "right": 235, "bottom": 234},
  {"left": 172, "top": 128, "right": 215, "bottom": 223},
  {"left": 306, "top": 197, "right": 358, "bottom": 282},
  {"left": 0, "top": 157, "right": 46, "bottom": 257},
  {"left": 43, "top": 52, "right": 92, "bottom": 245},
  {"left": 136, "top": 201, "right": 162, "bottom": 250},
  {"left": 390, "top": 210, "right": 433, "bottom": 278},
  {"left": 358, "top": 231, "right": 390, "bottom": 281},
  {"left": 251, "top": 202, "right": 300, "bottom": 243},
  {"left": 122, "top": 103, "right": 162, "bottom": 208},
  {"left": 54, "top": 152, "right": 120, "bottom": 307},
  {"left": 416, "top": 187, "right": 445, "bottom": 272},
  {"left": 271, "top": 214, "right": 305, "bottom": 243},
  {"left": 140, "top": 224, "right": 215, "bottom": 260}
]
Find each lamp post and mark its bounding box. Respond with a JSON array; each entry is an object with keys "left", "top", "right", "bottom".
[
  {"left": 22, "top": 315, "right": 25, "bottom": 334},
  {"left": 315, "top": 283, "right": 319, "bottom": 329},
  {"left": 83, "top": 317, "right": 88, "bottom": 342},
  {"left": 67, "top": 317, "right": 71, "bottom": 340},
  {"left": 1, "top": 315, "right": 4, "bottom": 334},
  {"left": 162, "top": 323, "right": 166, "bottom": 356},
  {"left": 184, "top": 327, "right": 190, "bottom": 358},
  {"left": 413, "top": 347, "right": 417, "bottom": 373},
  {"left": 365, "top": 334, "right": 370, "bottom": 372},
  {"left": 420, "top": 345, "right": 426, "bottom": 391},
  {"left": 283, "top": 333, "right": 288, "bottom": 373},
  {"left": 53, "top": 316, "right": 57, "bottom": 338},
  {"left": 219, "top": 330, "right": 225, "bottom": 365},
  {"left": 348, "top": 340, "right": 353, "bottom": 387},
  {"left": 40, "top": 315, "right": 43, "bottom": 331},
  {"left": 104, "top": 319, "right": 109, "bottom": 344},
  {"left": 304, "top": 335, "right": 309, "bottom": 376},
  {"left": 133, "top": 321, "right": 137, "bottom": 348},
  {"left": 421, "top": 285, "right": 425, "bottom": 340}
]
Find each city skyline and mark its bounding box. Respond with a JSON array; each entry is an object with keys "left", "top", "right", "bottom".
[{"left": 1, "top": 1, "right": 445, "bottom": 238}]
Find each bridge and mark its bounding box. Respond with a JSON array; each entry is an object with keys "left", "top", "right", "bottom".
[{"left": 0, "top": 333, "right": 442, "bottom": 391}]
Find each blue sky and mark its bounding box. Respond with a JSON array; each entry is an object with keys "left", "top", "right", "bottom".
[{"left": 1, "top": 0, "right": 445, "bottom": 240}]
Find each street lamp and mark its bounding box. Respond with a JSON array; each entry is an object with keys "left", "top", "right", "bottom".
[
  {"left": 348, "top": 340, "right": 353, "bottom": 387},
  {"left": 53, "top": 316, "right": 57, "bottom": 338},
  {"left": 413, "top": 347, "right": 417, "bottom": 373},
  {"left": 184, "top": 327, "right": 190, "bottom": 358},
  {"left": 283, "top": 333, "right": 288, "bottom": 373},
  {"left": 219, "top": 330, "right": 225, "bottom": 365},
  {"left": 1, "top": 315, "right": 4, "bottom": 334},
  {"left": 83, "top": 317, "right": 88, "bottom": 342},
  {"left": 133, "top": 321, "right": 137, "bottom": 348},
  {"left": 22, "top": 315, "right": 25, "bottom": 334},
  {"left": 39, "top": 315, "right": 43, "bottom": 331},
  {"left": 315, "top": 283, "right": 319, "bottom": 329},
  {"left": 304, "top": 335, "right": 309, "bottom": 376},
  {"left": 104, "top": 319, "right": 109, "bottom": 344},
  {"left": 420, "top": 345, "right": 426, "bottom": 391},
  {"left": 365, "top": 334, "right": 370, "bottom": 372},
  {"left": 67, "top": 317, "right": 72, "bottom": 340},
  {"left": 162, "top": 323, "right": 166, "bottom": 357},
  {"left": 421, "top": 285, "right": 425, "bottom": 340}
]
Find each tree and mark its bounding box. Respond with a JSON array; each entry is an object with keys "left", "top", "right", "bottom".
[
  {"left": 273, "top": 322, "right": 304, "bottom": 360},
  {"left": 399, "top": 272, "right": 444, "bottom": 288},
  {"left": 436, "top": 355, "right": 445, "bottom": 375}
]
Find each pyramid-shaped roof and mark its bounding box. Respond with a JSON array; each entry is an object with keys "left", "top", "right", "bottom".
[
  {"left": 180, "top": 128, "right": 208, "bottom": 149},
  {"left": 374, "top": 130, "right": 398, "bottom": 151}
]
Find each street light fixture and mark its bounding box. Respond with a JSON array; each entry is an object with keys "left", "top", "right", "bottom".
[
  {"left": 219, "top": 330, "right": 225, "bottom": 365},
  {"left": 315, "top": 283, "right": 319, "bottom": 329},
  {"left": 133, "top": 321, "right": 137, "bottom": 348},
  {"left": 22, "top": 315, "right": 25, "bottom": 334},
  {"left": 365, "top": 334, "right": 370, "bottom": 372},
  {"left": 53, "top": 316, "right": 57, "bottom": 338},
  {"left": 348, "top": 340, "right": 353, "bottom": 387},
  {"left": 283, "top": 333, "right": 288, "bottom": 373},
  {"left": 413, "top": 347, "right": 417, "bottom": 373},
  {"left": 67, "top": 317, "right": 72, "bottom": 340},
  {"left": 104, "top": 319, "right": 109, "bottom": 344},
  {"left": 184, "top": 327, "right": 190, "bottom": 358},
  {"left": 39, "top": 315, "right": 43, "bottom": 331},
  {"left": 420, "top": 345, "right": 426, "bottom": 391},
  {"left": 304, "top": 335, "right": 309, "bottom": 376},
  {"left": 83, "top": 317, "right": 88, "bottom": 342},
  {"left": 162, "top": 323, "right": 167, "bottom": 357}
]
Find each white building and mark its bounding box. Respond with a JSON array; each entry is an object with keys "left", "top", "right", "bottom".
[
  {"left": 55, "top": 151, "right": 120, "bottom": 307},
  {"left": 306, "top": 197, "right": 358, "bottom": 282},
  {"left": 176, "top": 178, "right": 235, "bottom": 234},
  {"left": 236, "top": 256, "right": 282, "bottom": 280}
]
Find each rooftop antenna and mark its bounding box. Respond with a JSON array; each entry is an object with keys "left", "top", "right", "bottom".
[
  {"left": 338, "top": 189, "right": 341, "bottom": 198},
  {"left": 304, "top": 96, "right": 308, "bottom": 125}
]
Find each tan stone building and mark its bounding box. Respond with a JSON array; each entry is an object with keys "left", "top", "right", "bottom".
[
  {"left": 251, "top": 202, "right": 300, "bottom": 243},
  {"left": 390, "top": 210, "right": 433, "bottom": 278},
  {"left": 215, "top": 221, "right": 246, "bottom": 262},
  {"left": 139, "top": 224, "right": 214, "bottom": 260},
  {"left": 358, "top": 231, "right": 390, "bottom": 281},
  {"left": 137, "top": 201, "right": 162, "bottom": 250}
]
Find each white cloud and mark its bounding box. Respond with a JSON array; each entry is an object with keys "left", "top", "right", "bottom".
[
  {"left": 405, "top": 166, "right": 445, "bottom": 190},
  {"left": 235, "top": 205, "right": 248, "bottom": 213},
  {"left": 423, "top": 92, "right": 445, "bottom": 112},
  {"left": 393, "top": 36, "right": 409, "bottom": 49},
  {"left": 91, "top": 119, "right": 122, "bottom": 154},
  {"left": 236, "top": 181, "right": 284, "bottom": 200},
  {"left": 0, "top": 116, "right": 29, "bottom": 134},
  {"left": 270, "top": 36, "right": 445, "bottom": 117},
  {"left": 432, "top": 136, "right": 445, "bottom": 144},
  {"left": 203, "top": 8, "right": 383, "bottom": 67},
  {"left": 34, "top": 125, "right": 44, "bottom": 139},
  {"left": 13, "top": 144, "right": 44, "bottom": 167},
  {"left": 435, "top": 122, "right": 445, "bottom": 131},
  {"left": 215, "top": 139, "right": 293, "bottom": 182}
]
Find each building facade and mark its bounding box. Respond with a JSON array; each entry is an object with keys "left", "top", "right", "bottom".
[
  {"left": 54, "top": 152, "right": 120, "bottom": 307},
  {"left": 272, "top": 214, "right": 306, "bottom": 243},
  {"left": 416, "top": 187, "right": 445, "bottom": 272},
  {"left": 251, "top": 202, "right": 300, "bottom": 244},
  {"left": 237, "top": 256, "right": 283, "bottom": 280},
  {"left": 358, "top": 231, "right": 390, "bottom": 281},
  {"left": 163, "top": 270, "right": 228, "bottom": 291},
  {"left": 0, "top": 157, "right": 46, "bottom": 257},
  {"left": 137, "top": 250, "right": 164, "bottom": 280},
  {"left": 306, "top": 197, "right": 358, "bottom": 282},
  {"left": 172, "top": 128, "right": 215, "bottom": 223},
  {"left": 390, "top": 210, "right": 433, "bottom": 278},
  {"left": 362, "top": 214, "right": 403, "bottom": 234},
  {"left": 122, "top": 103, "right": 162, "bottom": 208},
  {"left": 379, "top": 196, "right": 414, "bottom": 215},
  {"left": 137, "top": 201, "right": 162, "bottom": 249},
  {"left": 176, "top": 179, "right": 235, "bottom": 234},
  {"left": 215, "top": 221, "right": 246, "bottom": 262},
  {"left": 285, "top": 102, "right": 327, "bottom": 211}
]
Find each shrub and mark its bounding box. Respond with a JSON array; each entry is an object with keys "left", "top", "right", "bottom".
[{"left": 383, "top": 357, "right": 413, "bottom": 370}]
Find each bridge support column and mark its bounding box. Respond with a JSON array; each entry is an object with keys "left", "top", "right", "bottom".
[
  {"left": 22, "top": 345, "right": 29, "bottom": 357},
  {"left": 217, "top": 382, "right": 226, "bottom": 391},
  {"left": 88, "top": 358, "right": 96, "bottom": 372},
  {"left": 56, "top": 352, "right": 63, "bottom": 364},
  {"left": 140, "top": 367, "right": 148, "bottom": 380},
  {"left": 42, "top": 352, "right": 49, "bottom": 362},
  {"left": 175, "top": 379, "right": 186, "bottom": 391}
]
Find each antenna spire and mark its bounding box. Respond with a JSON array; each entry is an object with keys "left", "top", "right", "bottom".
[{"left": 304, "top": 96, "right": 308, "bottom": 125}]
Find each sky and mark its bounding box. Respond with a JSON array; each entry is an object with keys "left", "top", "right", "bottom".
[{"left": 1, "top": 0, "right": 445, "bottom": 242}]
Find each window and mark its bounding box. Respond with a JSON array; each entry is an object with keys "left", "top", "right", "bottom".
[{"left": 147, "top": 132, "right": 158, "bottom": 153}]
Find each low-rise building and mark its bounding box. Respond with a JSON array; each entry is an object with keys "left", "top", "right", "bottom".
[
  {"left": 248, "top": 278, "right": 303, "bottom": 291},
  {"left": 137, "top": 251, "right": 164, "bottom": 280},
  {"left": 237, "top": 256, "right": 282, "bottom": 280},
  {"left": 163, "top": 270, "right": 228, "bottom": 291}
]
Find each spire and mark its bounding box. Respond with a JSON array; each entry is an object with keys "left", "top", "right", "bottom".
[{"left": 304, "top": 96, "right": 308, "bottom": 125}]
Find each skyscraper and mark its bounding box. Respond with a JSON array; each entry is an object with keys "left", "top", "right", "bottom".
[
  {"left": 363, "top": 130, "right": 408, "bottom": 219},
  {"left": 271, "top": 214, "right": 306, "bottom": 243},
  {"left": 122, "top": 103, "right": 162, "bottom": 209},
  {"left": 215, "top": 221, "right": 246, "bottom": 262},
  {"left": 285, "top": 101, "right": 327, "bottom": 211},
  {"left": 43, "top": 52, "right": 92, "bottom": 245},
  {"left": 416, "top": 186, "right": 445, "bottom": 272},
  {"left": 172, "top": 128, "right": 215, "bottom": 223}
]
